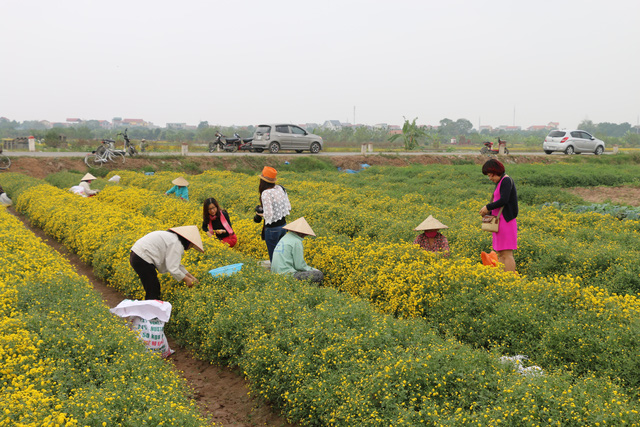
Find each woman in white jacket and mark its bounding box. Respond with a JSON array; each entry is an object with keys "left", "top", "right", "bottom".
[
  {"left": 79, "top": 173, "right": 100, "bottom": 196},
  {"left": 130, "top": 225, "right": 204, "bottom": 300}
]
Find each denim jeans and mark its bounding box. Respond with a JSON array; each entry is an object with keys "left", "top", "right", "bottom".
[{"left": 264, "top": 225, "right": 287, "bottom": 261}]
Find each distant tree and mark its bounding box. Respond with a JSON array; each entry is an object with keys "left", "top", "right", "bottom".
[
  {"left": 577, "top": 119, "right": 596, "bottom": 134},
  {"left": 197, "top": 121, "right": 209, "bottom": 130},
  {"left": 597, "top": 122, "right": 631, "bottom": 138},
  {"left": 439, "top": 118, "right": 473, "bottom": 136},
  {"left": 73, "top": 126, "right": 93, "bottom": 140},
  {"left": 354, "top": 126, "right": 373, "bottom": 143},
  {"left": 83, "top": 120, "right": 102, "bottom": 130},
  {"left": 454, "top": 118, "right": 474, "bottom": 135},
  {"left": 44, "top": 129, "right": 62, "bottom": 148},
  {"left": 389, "top": 117, "right": 425, "bottom": 150},
  {"left": 439, "top": 118, "right": 454, "bottom": 135},
  {"left": 197, "top": 127, "right": 218, "bottom": 141},
  {"left": 21, "top": 120, "right": 48, "bottom": 131}
]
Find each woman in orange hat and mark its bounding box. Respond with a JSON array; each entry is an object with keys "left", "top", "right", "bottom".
[
  {"left": 130, "top": 226, "right": 203, "bottom": 300},
  {"left": 254, "top": 166, "right": 291, "bottom": 261}
]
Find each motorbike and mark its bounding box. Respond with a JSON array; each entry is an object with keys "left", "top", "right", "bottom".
[
  {"left": 118, "top": 128, "right": 138, "bottom": 156},
  {"left": 209, "top": 131, "right": 262, "bottom": 153},
  {"left": 480, "top": 138, "right": 509, "bottom": 155}
]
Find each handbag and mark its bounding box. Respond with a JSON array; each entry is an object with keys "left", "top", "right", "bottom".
[{"left": 482, "top": 206, "right": 503, "bottom": 233}]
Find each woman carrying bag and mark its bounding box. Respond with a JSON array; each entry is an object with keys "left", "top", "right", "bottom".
[{"left": 479, "top": 159, "right": 518, "bottom": 272}]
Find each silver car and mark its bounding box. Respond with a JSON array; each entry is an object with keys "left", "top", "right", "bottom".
[
  {"left": 543, "top": 130, "right": 605, "bottom": 155},
  {"left": 252, "top": 124, "right": 323, "bottom": 154}
]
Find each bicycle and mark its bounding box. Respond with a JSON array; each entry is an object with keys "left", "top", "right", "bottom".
[
  {"left": 118, "top": 128, "right": 138, "bottom": 156},
  {"left": 0, "top": 147, "right": 10, "bottom": 170},
  {"left": 84, "top": 139, "right": 126, "bottom": 168}
]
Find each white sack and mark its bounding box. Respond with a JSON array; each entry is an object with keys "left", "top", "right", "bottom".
[{"left": 110, "top": 299, "right": 174, "bottom": 358}]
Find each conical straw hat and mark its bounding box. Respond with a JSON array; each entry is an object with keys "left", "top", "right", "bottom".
[
  {"left": 172, "top": 177, "right": 189, "bottom": 186},
  {"left": 81, "top": 173, "right": 97, "bottom": 181},
  {"left": 414, "top": 215, "right": 449, "bottom": 231},
  {"left": 283, "top": 217, "right": 316, "bottom": 236},
  {"left": 169, "top": 225, "right": 204, "bottom": 252}
]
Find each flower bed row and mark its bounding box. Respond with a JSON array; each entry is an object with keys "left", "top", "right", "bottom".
[
  {"left": 71, "top": 172, "right": 640, "bottom": 393},
  {"left": 103, "top": 169, "right": 640, "bottom": 295},
  {"left": 0, "top": 205, "right": 207, "bottom": 426},
  {"left": 4, "top": 174, "right": 640, "bottom": 425}
]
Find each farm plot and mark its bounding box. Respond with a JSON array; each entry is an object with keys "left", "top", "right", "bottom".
[
  {"left": 0, "top": 206, "right": 208, "bottom": 426},
  {"left": 2, "top": 169, "right": 640, "bottom": 425}
]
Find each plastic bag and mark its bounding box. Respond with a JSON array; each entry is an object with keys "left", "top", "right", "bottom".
[
  {"left": 69, "top": 186, "right": 86, "bottom": 197},
  {"left": 481, "top": 251, "right": 499, "bottom": 267}
]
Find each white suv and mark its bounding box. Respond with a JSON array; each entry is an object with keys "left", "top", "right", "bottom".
[
  {"left": 252, "top": 124, "right": 323, "bottom": 154},
  {"left": 543, "top": 130, "right": 605, "bottom": 155}
]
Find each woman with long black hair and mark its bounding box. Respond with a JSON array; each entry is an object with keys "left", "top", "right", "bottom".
[
  {"left": 202, "top": 197, "right": 237, "bottom": 247},
  {"left": 254, "top": 166, "right": 291, "bottom": 261}
]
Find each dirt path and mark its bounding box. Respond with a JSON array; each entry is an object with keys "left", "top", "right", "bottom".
[{"left": 8, "top": 207, "right": 293, "bottom": 427}]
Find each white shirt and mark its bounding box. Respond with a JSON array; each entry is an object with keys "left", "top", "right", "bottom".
[
  {"left": 261, "top": 185, "right": 291, "bottom": 225},
  {"left": 131, "top": 231, "right": 188, "bottom": 281},
  {"left": 79, "top": 181, "right": 98, "bottom": 196}
]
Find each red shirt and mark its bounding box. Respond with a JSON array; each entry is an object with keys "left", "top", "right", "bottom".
[{"left": 413, "top": 232, "right": 450, "bottom": 256}]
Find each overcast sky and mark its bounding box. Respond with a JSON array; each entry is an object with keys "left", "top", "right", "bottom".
[{"left": 2, "top": 0, "right": 639, "bottom": 129}]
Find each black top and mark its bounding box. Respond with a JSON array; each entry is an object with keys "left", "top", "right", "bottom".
[
  {"left": 486, "top": 175, "right": 518, "bottom": 222},
  {"left": 201, "top": 210, "right": 234, "bottom": 240}
]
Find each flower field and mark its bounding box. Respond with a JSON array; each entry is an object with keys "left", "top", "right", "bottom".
[
  {"left": 0, "top": 204, "right": 208, "bottom": 426},
  {"left": 2, "top": 162, "right": 640, "bottom": 426}
]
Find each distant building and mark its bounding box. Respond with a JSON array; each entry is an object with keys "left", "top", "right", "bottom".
[
  {"left": 322, "top": 120, "right": 342, "bottom": 131},
  {"left": 301, "top": 123, "right": 319, "bottom": 131},
  {"left": 66, "top": 118, "right": 83, "bottom": 125},
  {"left": 122, "top": 118, "right": 148, "bottom": 127},
  {"left": 373, "top": 123, "right": 388, "bottom": 130},
  {"left": 167, "top": 123, "right": 187, "bottom": 130},
  {"left": 497, "top": 125, "right": 522, "bottom": 131},
  {"left": 97, "top": 120, "right": 111, "bottom": 129},
  {"left": 479, "top": 125, "right": 493, "bottom": 132},
  {"left": 527, "top": 122, "right": 559, "bottom": 131}
]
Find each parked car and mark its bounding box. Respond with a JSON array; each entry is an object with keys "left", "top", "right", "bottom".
[
  {"left": 543, "top": 130, "right": 605, "bottom": 155},
  {"left": 252, "top": 124, "right": 323, "bottom": 154}
]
